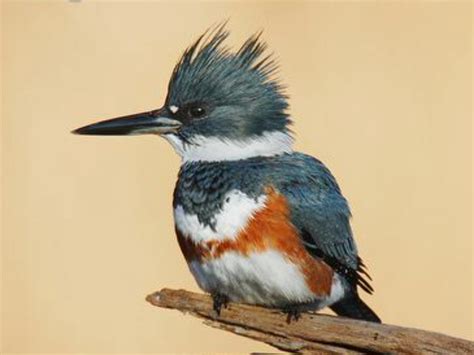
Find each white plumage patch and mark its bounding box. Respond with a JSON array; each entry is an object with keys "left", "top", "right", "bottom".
[
  {"left": 173, "top": 180, "right": 346, "bottom": 308},
  {"left": 319, "top": 274, "right": 345, "bottom": 308},
  {"left": 174, "top": 190, "right": 267, "bottom": 243},
  {"left": 189, "top": 250, "right": 317, "bottom": 305},
  {"left": 163, "top": 133, "right": 185, "bottom": 157},
  {"left": 163, "top": 131, "right": 293, "bottom": 162},
  {"left": 169, "top": 105, "right": 179, "bottom": 113}
]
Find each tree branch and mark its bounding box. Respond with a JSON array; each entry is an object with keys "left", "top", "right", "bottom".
[{"left": 146, "top": 288, "right": 472, "bottom": 354}]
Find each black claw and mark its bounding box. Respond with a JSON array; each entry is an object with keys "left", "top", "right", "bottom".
[
  {"left": 212, "top": 293, "right": 229, "bottom": 316},
  {"left": 282, "top": 305, "right": 302, "bottom": 324}
]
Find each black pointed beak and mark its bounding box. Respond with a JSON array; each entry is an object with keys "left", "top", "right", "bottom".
[{"left": 72, "top": 108, "right": 182, "bottom": 136}]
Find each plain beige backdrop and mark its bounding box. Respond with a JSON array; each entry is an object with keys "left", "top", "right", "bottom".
[{"left": 1, "top": 0, "right": 472, "bottom": 353}]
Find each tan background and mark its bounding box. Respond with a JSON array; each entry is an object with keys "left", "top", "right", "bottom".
[{"left": 1, "top": 1, "right": 472, "bottom": 353}]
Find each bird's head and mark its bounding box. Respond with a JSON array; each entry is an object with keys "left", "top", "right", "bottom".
[{"left": 73, "top": 26, "right": 293, "bottom": 162}]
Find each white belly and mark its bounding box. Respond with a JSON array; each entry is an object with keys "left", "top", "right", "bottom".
[
  {"left": 188, "top": 249, "right": 317, "bottom": 306},
  {"left": 174, "top": 189, "right": 345, "bottom": 308}
]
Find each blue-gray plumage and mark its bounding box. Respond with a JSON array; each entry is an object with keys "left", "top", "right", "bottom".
[
  {"left": 174, "top": 153, "right": 375, "bottom": 294},
  {"left": 73, "top": 24, "right": 380, "bottom": 323},
  {"left": 166, "top": 28, "right": 290, "bottom": 141}
]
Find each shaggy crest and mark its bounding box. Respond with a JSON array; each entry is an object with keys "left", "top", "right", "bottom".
[{"left": 166, "top": 25, "right": 289, "bottom": 128}]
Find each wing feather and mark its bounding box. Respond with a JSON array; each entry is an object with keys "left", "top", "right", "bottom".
[{"left": 271, "top": 153, "right": 374, "bottom": 294}]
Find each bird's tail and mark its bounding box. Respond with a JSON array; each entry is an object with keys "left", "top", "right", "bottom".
[{"left": 330, "top": 293, "right": 381, "bottom": 323}]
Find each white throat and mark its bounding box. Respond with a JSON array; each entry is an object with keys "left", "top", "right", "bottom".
[{"left": 163, "top": 131, "right": 293, "bottom": 163}]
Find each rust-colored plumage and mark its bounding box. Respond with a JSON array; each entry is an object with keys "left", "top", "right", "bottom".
[{"left": 176, "top": 186, "right": 333, "bottom": 297}]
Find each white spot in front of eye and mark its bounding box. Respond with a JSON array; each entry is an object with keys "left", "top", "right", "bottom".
[{"left": 169, "top": 105, "right": 179, "bottom": 114}]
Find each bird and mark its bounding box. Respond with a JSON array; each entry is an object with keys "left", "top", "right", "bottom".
[{"left": 72, "top": 25, "right": 381, "bottom": 323}]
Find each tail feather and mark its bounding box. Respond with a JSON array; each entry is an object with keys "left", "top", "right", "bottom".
[{"left": 330, "top": 294, "right": 381, "bottom": 323}]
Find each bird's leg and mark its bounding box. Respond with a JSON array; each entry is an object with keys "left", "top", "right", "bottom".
[
  {"left": 282, "top": 305, "right": 302, "bottom": 324},
  {"left": 212, "top": 293, "right": 229, "bottom": 316}
]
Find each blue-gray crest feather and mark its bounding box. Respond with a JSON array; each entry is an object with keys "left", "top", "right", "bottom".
[{"left": 165, "top": 25, "right": 290, "bottom": 137}]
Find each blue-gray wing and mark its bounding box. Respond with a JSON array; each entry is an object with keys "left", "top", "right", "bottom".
[{"left": 271, "top": 153, "right": 373, "bottom": 294}]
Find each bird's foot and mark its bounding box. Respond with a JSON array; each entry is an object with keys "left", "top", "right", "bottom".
[
  {"left": 212, "top": 293, "right": 229, "bottom": 316},
  {"left": 282, "top": 305, "right": 302, "bottom": 324}
]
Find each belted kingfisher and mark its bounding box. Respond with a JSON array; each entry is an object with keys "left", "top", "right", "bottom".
[{"left": 73, "top": 26, "right": 380, "bottom": 323}]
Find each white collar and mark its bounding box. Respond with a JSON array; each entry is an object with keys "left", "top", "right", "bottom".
[{"left": 163, "top": 131, "right": 293, "bottom": 163}]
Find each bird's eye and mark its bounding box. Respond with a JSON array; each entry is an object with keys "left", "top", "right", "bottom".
[{"left": 189, "top": 106, "right": 206, "bottom": 118}]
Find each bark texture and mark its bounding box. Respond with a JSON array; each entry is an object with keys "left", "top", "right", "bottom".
[{"left": 146, "top": 288, "right": 472, "bottom": 354}]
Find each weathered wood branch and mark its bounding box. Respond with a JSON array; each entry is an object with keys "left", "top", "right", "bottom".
[{"left": 146, "top": 288, "right": 472, "bottom": 354}]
